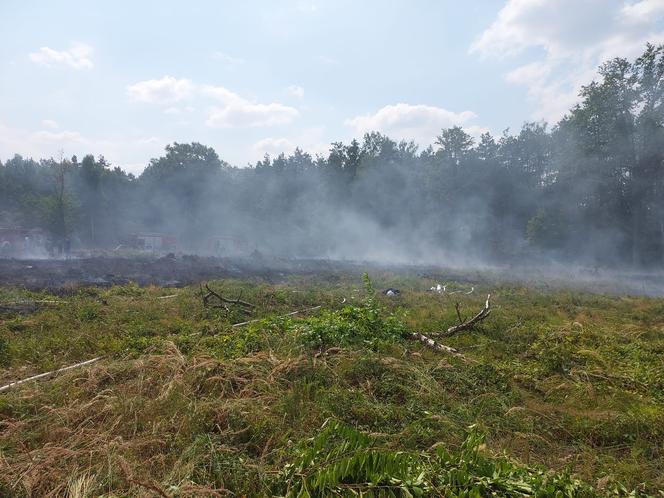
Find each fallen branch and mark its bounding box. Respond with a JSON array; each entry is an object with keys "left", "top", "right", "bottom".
[
  {"left": 441, "top": 294, "right": 491, "bottom": 337},
  {"left": 221, "top": 292, "right": 255, "bottom": 308},
  {"left": 408, "top": 333, "right": 461, "bottom": 356},
  {"left": 201, "top": 283, "right": 255, "bottom": 312},
  {"left": 232, "top": 305, "right": 322, "bottom": 328},
  {"left": 447, "top": 285, "right": 474, "bottom": 295},
  {"left": 0, "top": 356, "right": 103, "bottom": 393},
  {"left": 201, "top": 283, "right": 225, "bottom": 309}
]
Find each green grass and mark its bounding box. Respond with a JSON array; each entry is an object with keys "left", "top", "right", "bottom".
[{"left": 0, "top": 273, "right": 663, "bottom": 496}]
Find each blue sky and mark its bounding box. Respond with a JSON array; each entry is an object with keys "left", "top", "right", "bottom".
[{"left": 1, "top": 0, "right": 663, "bottom": 173}]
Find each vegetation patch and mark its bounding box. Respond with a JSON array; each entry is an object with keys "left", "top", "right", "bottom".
[{"left": 0, "top": 274, "right": 663, "bottom": 496}]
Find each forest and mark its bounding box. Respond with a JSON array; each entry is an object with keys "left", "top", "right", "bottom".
[{"left": 1, "top": 45, "right": 663, "bottom": 267}]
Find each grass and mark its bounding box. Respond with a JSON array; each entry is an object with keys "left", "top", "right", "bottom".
[{"left": 0, "top": 272, "right": 663, "bottom": 496}]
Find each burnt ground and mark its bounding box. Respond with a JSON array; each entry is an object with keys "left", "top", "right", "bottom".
[
  {"left": 0, "top": 255, "right": 359, "bottom": 290},
  {"left": 1, "top": 254, "right": 663, "bottom": 296}
]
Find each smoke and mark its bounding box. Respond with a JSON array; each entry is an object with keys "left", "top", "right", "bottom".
[{"left": 3, "top": 43, "right": 664, "bottom": 274}]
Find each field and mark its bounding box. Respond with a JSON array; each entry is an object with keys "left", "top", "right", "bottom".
[{"left": 1, "top": 267, "right": 663, "bottom": 496}]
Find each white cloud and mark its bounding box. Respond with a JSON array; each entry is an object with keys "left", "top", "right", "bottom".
[
  {"left": 163, "top": 106, "right": 195, "bottom": 115},
  {"left": 203, "top": 84, "right": 299, "bottom": 128},
  {"left": 199, "top": 84, "right": 241, "bottom": 103},
  {"left": 29, "top": 42, "right": 94, "bottom": 70},
  {"left": 206, "top": 101, "right": 299, "bottom": 128},
  {"left": 470, "top": 0, "right": 623, "bottom": 59},
  {"left": 252, "top": 137, "right": 296, "bottom": 157},
  {"left": 623, "top": 0, "right": 664, "bottom": 23},
  {"left": 345, "top": 104, "right": 481, "bottom": 145},
  {"left": 128, "top": 78, "right": 299, "bottom": 128},
  {"left": 0, "top": 119, "right": 163, "bottom": 175},
  {"left": 135, "top": 136, "right": 160, "bottom": 145},
  {"left": 127, "top": 76, "right": 195, "bottom": 104},
  {"left": 0, "top": 120, "right": 92, "bottom": 162},
  {"left": 41, "top": 119, "right": 59, "bottom": 129},
  {"left": 287, "top": 85, "right": 305, "bottom": 98},
  {"left": 250, "top": 127, "right": 329, "bottom": 162},
  {"left": 31, "top": 130, "right": 85, "bottom": 143},
  {"left": 211, "top": 51, "right": 245, "bottom": 65},
  {"left": 471, "top": 0, "right": 664, "bottom": 122}
]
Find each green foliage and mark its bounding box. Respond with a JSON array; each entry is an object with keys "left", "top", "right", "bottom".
[
  {"left": 431, "top": 428, "right": 594, "bottom": 497},
  {"left": 0, "top": 335, "right": 10, "bottom": 366},
  {"left": 296, "top": 274, "right": 406, "bottom": 349},
  {"left": 1, "top": 277, "right": 664, "bottom": 494},
  {"left": 279, "top": 419, "right": 423, "bottom": 497},
  {"left": 528, "top": 331, "right": 579, "bottom": 375},
  {"left": 527, "top": 208, "right": 565, "bottom": 249},
  {"left": 76, "top": 303, "right": 100, "bottom": 322},
  {"left": 279, "top": 421, "right": 598, "bottom": 497}
]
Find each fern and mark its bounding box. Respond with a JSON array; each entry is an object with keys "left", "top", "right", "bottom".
[
  {"left": 277, "top": 421, "right": 614, "bottom": 498},
  {"left": 280, "top": 420, "right": 424, "bottom": 497}
]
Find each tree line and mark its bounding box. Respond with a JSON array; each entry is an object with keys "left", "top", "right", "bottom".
[{"left": 1, "top": 45, "right": 663, "bottom": 267}]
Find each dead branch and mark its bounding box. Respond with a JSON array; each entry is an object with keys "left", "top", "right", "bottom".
[
  {"left": 203, "top": 283, "right": 225, "bottom": 308},
  {"left": 0, "top": 356, "right": 104, "bottom": 393},
  {"left": 201, "top": 283, "right": 255, "bottom": 314},
  {"left": 440, "top": 294, "right": 491, "bottom": 337},
  {"left": 454, "top": 302, "right": 465, "bottom": 324},
  {"left": 221, "top": 289, "right": 255, "bottom": 308},
  {"left": 448, "top": 286, "right": 475, "bottom": 295},
  {"left": 408, "top": 333, "right": 461, "bottom": 356}
]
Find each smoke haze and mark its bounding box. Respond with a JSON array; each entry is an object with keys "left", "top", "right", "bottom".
[{"left": 1, "top": 46, "right": 664, "bottom": 273}]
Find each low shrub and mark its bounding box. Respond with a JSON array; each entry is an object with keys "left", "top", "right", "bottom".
[{"left": 296, "top": 273, "right": 406, "bottom": 350}]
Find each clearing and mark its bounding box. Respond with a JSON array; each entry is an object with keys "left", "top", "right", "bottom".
[{"left": 0, "top": 266, "right": 663, "bottom": 496}]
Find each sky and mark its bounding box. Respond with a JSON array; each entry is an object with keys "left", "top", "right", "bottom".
[{"left": 1, "top": 0, "right": 664, "bottom": 174}]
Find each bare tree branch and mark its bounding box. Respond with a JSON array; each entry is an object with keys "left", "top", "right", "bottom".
[
  {"left": 439, "top": 294, "right": 491, "bottom": 337},
  {"left": 201, "top": 282, "right": 255, "bottom": 314},
  {"left": 0, "top": 357, "right": 103, "bottom": 393},
  {"left": 408, "top": 333, "right": 461, "bottom": 356}
]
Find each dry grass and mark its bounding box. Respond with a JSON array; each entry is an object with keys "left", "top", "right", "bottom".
[{"left": 0, "top": 274, "right": 663, "bottom": 495}]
